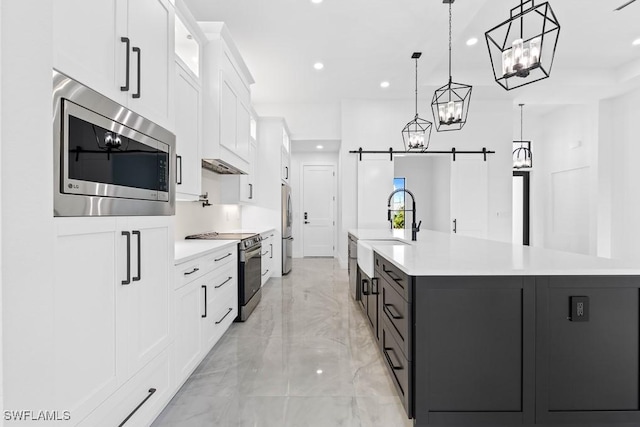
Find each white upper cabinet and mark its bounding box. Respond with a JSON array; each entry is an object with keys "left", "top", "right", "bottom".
[
  {"left": 53, "top": 0, "right": 175, "bottom": 131},
  {"left": 175, "top": 62, "right": 202, "bottom": 200},
  {"left": 200, "top": 22, "right": 254, "bottom": 173},
  {"left": 174, "top": 4, "right": 206, "bottom": 201}
]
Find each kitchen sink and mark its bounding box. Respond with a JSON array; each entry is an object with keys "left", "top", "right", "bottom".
[{"left": 357, "top": 239, "right": 409, "bottom": 277}]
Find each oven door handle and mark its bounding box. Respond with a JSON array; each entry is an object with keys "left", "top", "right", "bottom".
[{"left": 244, "top": 246, "right": 262, "bottom": 260}]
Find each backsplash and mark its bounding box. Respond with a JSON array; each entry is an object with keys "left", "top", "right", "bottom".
[{"left": 174, "top": 169, "right": 242, "bottom": 240}]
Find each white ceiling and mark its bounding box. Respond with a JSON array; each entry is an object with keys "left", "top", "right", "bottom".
[{"left": 184, "top": 0, "right": 640, "bottom": 106}]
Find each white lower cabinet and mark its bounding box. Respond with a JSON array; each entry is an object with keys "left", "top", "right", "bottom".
[
  {"left": 173, "top": 245, "right": 238, "bottom": 388},
  {"left": 53, "top": 216, "right": 172, "bottom": 426},
  {"left": 260, "top": 230, "right": 276, "bottom": 286}
]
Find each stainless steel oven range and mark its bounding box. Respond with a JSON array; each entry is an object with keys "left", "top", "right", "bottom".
[{"left": 186, "top": 232, "right": 262, "bottom": 321}]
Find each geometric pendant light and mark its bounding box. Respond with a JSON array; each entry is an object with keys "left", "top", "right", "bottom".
[
  {"left": 513, "top": 104, "right": 532, "bottom": 168},
  {"left": 402, "top": 52, "right": 433, "bottom": 151},
  {"left": 485, "top": 0, "right": 560, "bottom": 91},
  {"left": 431, "top": 0, "right": 472, "bottom": 132}
]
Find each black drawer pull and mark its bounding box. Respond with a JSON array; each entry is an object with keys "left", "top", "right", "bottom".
[
  {"left": 184, "top": 267, "right": 199, "bottom": 276},
  {"left": 215, "top": 253, "right": 232, "bottom": 262},
  {"left": 121, "top": 231, "right": 131, "bottom": 285},
  {"left": 214, "top": 276, "right": 233, "bottom": 289},
  {"left": 361, "top": 278, "right": 370, "bottom": 296},
  {"left": 371, "top": 278, "right": 380, "bottom": 295},
  {"left": 383, "top": 267, "right": 403, "bottom": 283},
  {"left": 120, "top": 37, "right": 130, "bottom": 91},
  {"left": 132, "top": 230, "right": 141, "bottom": 282},
  {"left": 383, "top": 347, "right": 404, "bottom": 371},
  {"left": 132, "top": 46, "right": 141, "bottom": 99},
  {"left": 215, "top": 308, "right": 233, "bottom": 324},
  {"left": 118, "top": 387, "right": 156, "bottom": 427},
  {"left": 261, "top": 251, "right": 269, "bottom": 256},
  {"left": 262, "top": 269, "right": 269, "bottom": 276},
  {"left": 384, "top": 303, "right": 403, "bottom": 320},
  {"left": 201, "top": 285, "right": 207, "bottom": 318}
]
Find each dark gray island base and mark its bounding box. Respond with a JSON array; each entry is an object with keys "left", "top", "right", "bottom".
[{"left": 368, "top": 252, "right": 640, "bottom": 427}]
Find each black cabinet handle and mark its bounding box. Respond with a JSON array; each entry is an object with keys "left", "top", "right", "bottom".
[
  {"left": 383, "top": 347, "right": 403, "bottom": 371},
  {"left": 249, "top": 183, "right": 253, "bottom": 199},
  {"left": 215, "top": 308, "right": 233, "bottom": 324},
  {"left": 214, "top": 276, "right": 233, "bottom": 289},
  {"left": 184, "top": 267, "right": 199, "bottom": 276},
  {"left": 132, "top": 230, "right": 141, "bottom": 282},
  {"left": 201, "top": 285, "right": 207, "bottom": 318},
  {"left": 262, "top": 269, "right": 269, "bottom": 276},
  {"left": 118, "top": 387, "right": 156, "bottom": 427},
  {"left": 121, "top": 231, "right": 131, "bottom": 285},
  {"left": 384, "top": 303, "right": 403, "bottom": 320},
  {"left": 261, "top": 251, "right": 269, "bottom": 256},
  {"left": 285, "top": 166, "right": 289, "bottom": 179},
  {"left": 215, "top": 253, "right": 232, "bottom": 262},
  {"left": 383, "top": 267, "right": 402, "bottom": 283},
  {"left": 132, "top": 46, "right": 141, "bottom": 99},
  {"left": 120, "top": 37, "right": 130, "bottom": 92},
  {"left": 270, "top": 243, "right": 273, "bottom": 259},
  {"left": 361, "top": 279, "right": 370, "bottom": 296},
  {"left": 371, "top": 278, "right": 380, "bottom": 295},
  {"left": 453, "top": 218, "right": 457, "bottom": 234},
  {"left": 176, "top": 155, "right": 182, "bottom": 185}
]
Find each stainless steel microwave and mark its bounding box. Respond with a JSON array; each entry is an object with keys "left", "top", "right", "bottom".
[{"left": 53, "top": 71, "right": 175, "bottom": 216}]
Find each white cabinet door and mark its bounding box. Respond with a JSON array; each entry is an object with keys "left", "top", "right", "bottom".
[
  {"left": 53, "top": 218, "right": 126, "bottom": 424},
  {"left": 281, "top": 146, "right": 290, "bottom": 184},
  {"left": 52, "top": 0, "right": 127, "bottom": 104},
  {"left": 220, "top": 77, "right": 237, "bottom": 153},
  {"left": 121, "top": 216, "right": 171, "bottom": 377},
  {"left": 239, "top": 141, "right": 257, "bottom": 203},
  {"left": 127, "top": 0, "right": 174, "bottom": 129},
  {"left": 174, "top": 279, "right": 204, "bottom": 382},
  {"left": 175, "top": 62, "right": 201, "bottom": 200},
  {"left": 236, "top": 100, "right": 251, "bottom": 161},
  {"left": 450, "top": 157, "right": 489, "bottom": 238}
]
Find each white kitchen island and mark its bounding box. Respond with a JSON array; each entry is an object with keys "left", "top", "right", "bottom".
[{"left": 348, "top": 228, "right": 640, "bottom": 427}]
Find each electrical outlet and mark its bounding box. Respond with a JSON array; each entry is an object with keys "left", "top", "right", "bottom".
[{"left": 569, "top": 296, "right": 589, "bottom": 322}]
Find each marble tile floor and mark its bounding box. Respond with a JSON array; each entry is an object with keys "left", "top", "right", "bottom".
[{"left": 152, "top": 258, "right": 412, "bottom": 427}]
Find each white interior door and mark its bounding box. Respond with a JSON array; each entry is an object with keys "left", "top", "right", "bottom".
[
  {"left": 450, "top": 157, "right": 489, "bottom": 238},
  {"left": 302, "top": 165, "right": 335, "bottom": 257}
]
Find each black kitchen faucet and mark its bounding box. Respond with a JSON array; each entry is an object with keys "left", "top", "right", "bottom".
[{"left": 387, "top": 188, "right": 421, "bottom": 241}]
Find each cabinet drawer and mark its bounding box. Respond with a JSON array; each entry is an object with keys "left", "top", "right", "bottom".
[
  {"left": 380, "top": 276, "right": 411, "bottom": 360},
  {"left": 203, "top": 247, "right": 236, "bottom": 273},
  {"left": 375, "top": 253, "right": 411, "bottom": 302},
  {"left": 211, "top": 294, "right": 238, "bottom": 344},
  {"left": 175, "top": 258, "right": 206, "bottom": 289},
  {"left": 206, "top": 265, "right": 237, "bottom": 306},
  {"left": 79, "top": 349, "right": 172, "bottom": 427},
  {"left": 381, "top": 315, "right": 412, "bottom": 418}
]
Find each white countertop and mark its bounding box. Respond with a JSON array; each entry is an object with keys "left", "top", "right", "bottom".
[
  {"left": 224, "top": 228, "right": 277, "bottom": 236},
  {"left": 175, "top": 240, "right": 239, "bottom": 265},
  {"left": 348, "top": 228, "right": 640, "bottom": 276}
]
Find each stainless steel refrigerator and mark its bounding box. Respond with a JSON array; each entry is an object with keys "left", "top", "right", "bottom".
[{"left": 282, "top": 183, "right": 293, "bottom": 274}]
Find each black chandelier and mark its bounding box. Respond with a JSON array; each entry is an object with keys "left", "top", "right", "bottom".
[
  {"left": 402, "top": 52, "right": 432, "bottom": 151},
  {"left": 485, "top": 0, "right": 560, "bottom": 91},
  {"left": 431, "top": 0, "right": 472, "bottom": 132},
  {"left": 513, "top": 104, "right": 532, "bottom": 169}
]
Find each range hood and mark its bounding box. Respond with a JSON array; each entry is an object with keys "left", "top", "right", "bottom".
[{"left": 201, "top": 158, "right": 247, "bottom": 175}]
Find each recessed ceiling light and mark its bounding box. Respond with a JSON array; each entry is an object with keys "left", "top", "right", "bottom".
[
  {"left": 380, "top": 81, "right": 390, "bottom": 88},
  {"left": 313, "top": 62, "right": 324, "bottom": 70},
  {"left": 316, "top": 145, "right": 324, "bottom": 149},
  {"left": 311, "top": 0, "right": 323, "bottom": 3},
  {"left": 316, "top": 369, "right": 323, "bottom": 374},
  {"left": 633, "top": 38, "right": 640, "bottom": 46},
  {"left": 466, "top": 37, "right": 478, "bottom": 46}
]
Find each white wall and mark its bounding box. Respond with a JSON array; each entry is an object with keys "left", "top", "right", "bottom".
[
  {"left": 174, "top": 169, "right": 241, "bottom": 239},
  {"left": 527, "top": 104, "right": 599, "bottom": 255},
  {"left": 2, "top": 0, "right": 55, "bottom": 413},
  {"left": 338, "top": 98, "right": 513, "bottom": 266},
  {"left": 290, "top": 150, "right": 339, "bottom": 258},
  {"left": 601, "top": 87, "right": 640, "bottom": 261},
  {"left": 254, "top": 102, "right": 341, "bottom": 141}
]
